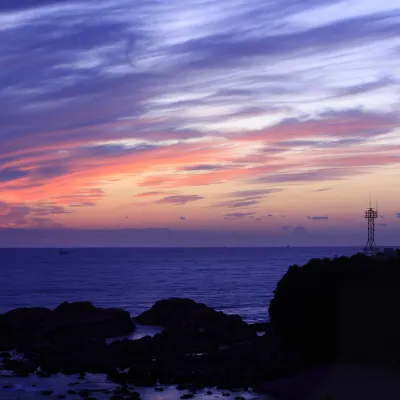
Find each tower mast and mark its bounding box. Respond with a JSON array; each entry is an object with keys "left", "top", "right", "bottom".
[{"left": 364, "top": 202, "right": 378, "bottom": 256}]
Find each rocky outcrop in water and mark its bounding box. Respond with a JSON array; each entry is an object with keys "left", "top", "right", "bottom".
[
  {"left": 0, "top": 298, "right": 280, "bottom": 387},
  {"left": 134, "top": 298, "right": 223, "bottom": 328},
  {"left": 0, "top": 301, "right": 135, "bottom": 351}
]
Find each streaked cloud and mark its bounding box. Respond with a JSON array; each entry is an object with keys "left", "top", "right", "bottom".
[
  {"left": 0, "top": 0, "right": 398, "bottom": 243},
  {"left": 156, "top": 195, "right": 204, "bottom": 205},
  {"left": 223, "top": 212, "right": 256, "bottom": 220}
]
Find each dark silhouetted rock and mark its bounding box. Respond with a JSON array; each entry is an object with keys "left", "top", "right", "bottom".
[
  {"left": 269, "top": 254, "right": 400, "bottom": 364},
  {"left": 135, "top": 298, "right": 223, "bottom": 328},
  {"left": 39, "top": 390, "right": 53, "bottom": 395},
  {"left": 0, "top": 302, "right": 135, "bottom": 353},
  {"left": 3, "top": 358, "right": 37, "bottom": 375},
  {"left": 250, "top": 322, "right": 270, "bottom": 332},
  {"left": 40, "top": 301, "right": 135, "bottom": 339},
  {"left": 203, "top": 314, "right": 257, "bottom": 345}
]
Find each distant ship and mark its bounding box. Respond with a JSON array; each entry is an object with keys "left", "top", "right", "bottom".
[{"left": 58, "top": 249, "right": 68, "bottom": 255}]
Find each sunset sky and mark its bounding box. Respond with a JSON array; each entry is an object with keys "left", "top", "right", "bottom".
[{"left": 0, "top": 0, "right": 399, "bottom": 246}]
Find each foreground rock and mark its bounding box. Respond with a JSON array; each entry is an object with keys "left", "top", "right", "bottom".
[
  {"left": 0, "top": 298, "right": 272, "bottom": 386},
  {"left": 0, "top": 301, "right": 135, "bottom": 351},
  {"left": 269, "top": 253, "right": 400, "bottom": 364}
]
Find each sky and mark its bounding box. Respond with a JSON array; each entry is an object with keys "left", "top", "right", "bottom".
[{"left": 0, "top": 0, "right": 399, "bottom": 246}]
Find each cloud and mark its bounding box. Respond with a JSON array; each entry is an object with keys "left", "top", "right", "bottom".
[
  {"left": 226, "top": 188, "right": 282, "bottom": 198},
  {"left": 396, "top": 213, "right": 400, "bottom": 219},
  {"left": 0, "top": 0, "right": 69, "bottom": 11},
  {"left": 314, "top": 188, "right": 332, "bottom": 192},
  {"left": 179, "top": 216, "right": 186, "bottom": 220},
  {"left": 0, "top": 200, "right": 69, "bottom": 227},
  {"left": 156, "top": 195, "right": 204, "bottom": 206},
  {"left": 181, "top": 164, "right": 231, "bottom": 172},
  {"left": 0, "top": 168, "right": 29, "bottom": 182},
  {"left": 135, "top": 191, "right": 173, "bottom": 198},
  {"left": 213, "top": 198, "right": 261, "bottom": 208},
  {"left": 0, "top": 0, "right": 398, "bottom": 239},
  {"left": 255, "top": 168, "right": 357, "bottom": 184},
  {"left": 334, "top": 77, "right": 396, "bottom": 98},
  {"left": 223, "top": 212, "right": 255, "bottom": 220},
  {"left": 307, "top": 216, "right": 329, "bottom": 220},
  {"left": 178, "top": 11, "right": 400, "bottom": 71},
  {"left": 377, "top": 223, "right": 388, "bottom": 227}
]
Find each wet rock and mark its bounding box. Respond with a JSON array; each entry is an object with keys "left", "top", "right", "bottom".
[
  {"left": 2, "top": 384, "right": 15, "bottom": 389},
  {"left": 78, "top": 389, "right": 91, "bottom": 397},
  {"left": 126, "top": 392, "right": 141, "bottom": 400},
  {"left": 180, "top": 394, "right": 195, "bottom": 399},
  {"left": 135, "top": 298, "right": 223, "bottom": 328},
  {"left": 0, "top": 351, "right": 11, "bottom": 358},
  {"left": 154, "top": 387, "right": 164, "bottom": 391},
  {"left": 3, "top": 358, "right": 37, "bottom": 375},
  {"left": 37, "top": 370, "right": 52, "bottom": 378},
  {"left": 176, "top": 384, "right": 197, "bottom": 391},
  {"left": 40, "top": 390, "right": 53, "bottom": 395},
  {"left": 58, "top": 395, "right": 67, "bottom": 399},
  {"left": 222, "top": 393, "right": 231, "bottom": 397},
  {"left": 234, "top": 397, "right": 246, "bottom": 400}
]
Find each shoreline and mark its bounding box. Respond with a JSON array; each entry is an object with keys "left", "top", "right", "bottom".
[{"left": 2, "top": 254, "right": 400, "bottom": 400}]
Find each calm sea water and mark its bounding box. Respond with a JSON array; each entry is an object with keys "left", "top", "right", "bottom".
[{"left": 0, "top": 247, "right": 359, "bottom": 321}]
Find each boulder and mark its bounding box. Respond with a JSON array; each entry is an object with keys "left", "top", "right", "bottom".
[
  {"left": 203, "top": 315, "right": 258, "bottom": 345},
  {"left": 0, "top": 302, "right": 136, "bottom": 350},
  {"left": 0, "top": 307, "right": 52, "bottom": 347},
  {"left": 39, "top": 301, "right": 135, "bottom": 339},
  {"left": 135, "top": 298, "right": 223, "bottom": 328}
]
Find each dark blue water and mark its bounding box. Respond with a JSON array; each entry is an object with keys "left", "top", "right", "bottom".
[{"left": 0, "top": 247, "right": 359, "bottom": 321}]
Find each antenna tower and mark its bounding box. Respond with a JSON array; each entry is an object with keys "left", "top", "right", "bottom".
[{"left": 364, "top": 201, "right": 378, "bottom": 256}]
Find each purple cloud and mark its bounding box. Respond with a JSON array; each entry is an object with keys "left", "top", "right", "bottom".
[
  {"left": 156, "top": 195, "right": 204, "bottom": 205},
  {"left": 0, "top": 168, "right": 29, "bottom": 182},
  {"left": 314, "top": 188, "right": 332, "bottom": 192},
  {"left": 214, "top": 199, "right": 261, "bottom": 208},
  {"left": 223, "top": 212, "right": 255, "bottom": 220},
  {"left": 307, "top": 216, "right": 329, "bottom": 220}
]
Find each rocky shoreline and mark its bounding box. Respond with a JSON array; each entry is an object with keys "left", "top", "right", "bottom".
[
  {"left": 2, "top": 253, "right": 400, "bottom": 399},
  {"left": 1, "top": 298, "right": 300, "bottom": 394}
]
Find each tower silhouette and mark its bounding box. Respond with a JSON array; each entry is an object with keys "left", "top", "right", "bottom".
[{"left": 364, "top": 201, "right": 378, "bottom": 256}]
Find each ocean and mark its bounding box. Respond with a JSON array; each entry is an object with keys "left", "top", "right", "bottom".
[
  {"left": 0, "top": 247, "right": 359, "bottom": 320},
  {"left": 0, "top": 247, "right": 359, "bottom": 400}
]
